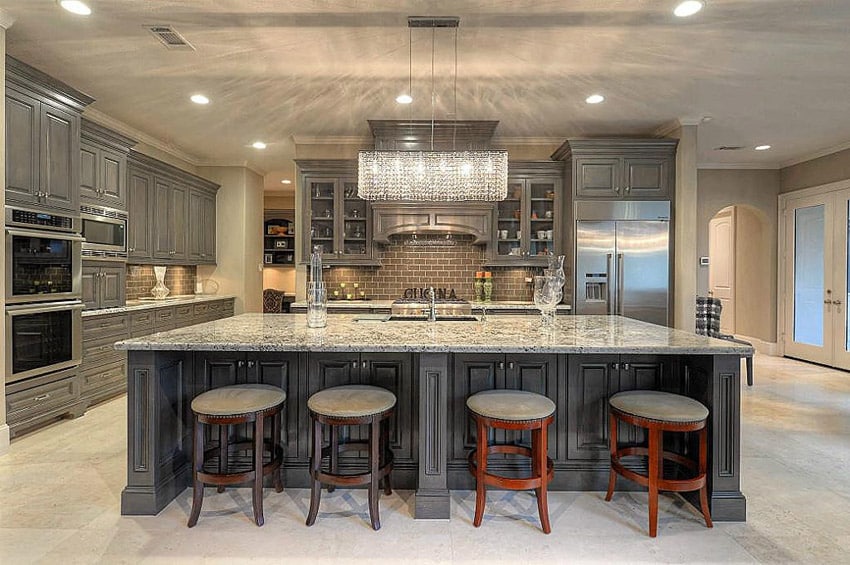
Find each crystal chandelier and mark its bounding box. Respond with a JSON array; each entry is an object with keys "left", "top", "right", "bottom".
[{"left": 357, "top": 17, "right": 508, "bottom": 202}]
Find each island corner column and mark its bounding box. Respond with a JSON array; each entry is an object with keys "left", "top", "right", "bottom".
[{"left": 415, "top": 352, "right": 451, "bottom": 519}]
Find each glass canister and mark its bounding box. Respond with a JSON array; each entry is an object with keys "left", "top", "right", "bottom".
[
  {"left": 307, "top": 245, "right": 327, "bottom": 328},
  {"left": 473, "top": 271, "right": 484, "bottom": 302},
  {"left": 482, "top": 271, "right": 493, "bottom": 303}
]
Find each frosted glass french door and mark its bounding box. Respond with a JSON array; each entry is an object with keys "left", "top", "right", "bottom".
[{"left": 784, "top": 189, "right": 850, "bottom": 369}]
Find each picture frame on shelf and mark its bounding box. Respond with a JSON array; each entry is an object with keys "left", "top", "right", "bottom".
[
  {"left": 264, "top": 253, "right": 273, "bottom": 264},
  {"left": 274, "top": 239, "right": 289, "bottom": 249}
]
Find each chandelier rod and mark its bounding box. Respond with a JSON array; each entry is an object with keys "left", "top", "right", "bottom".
[
  {"left": 430, "top": 27, "right": 435, "bottom": 152},
  {"left": 453, "top": 24, "right": 458, "bottom": 151}
]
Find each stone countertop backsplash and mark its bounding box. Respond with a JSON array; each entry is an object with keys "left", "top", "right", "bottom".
[
  {"left": 116, "top": 313, "right": 751, "bottom": 355},
  {"left": 82, "top": 295, "right": 235, "bottom": 317}
]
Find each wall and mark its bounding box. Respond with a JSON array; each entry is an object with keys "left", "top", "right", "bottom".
[
  {"left": 673, "top": 124, "right": 699, "bottom": 331},
  {"left": 125, "top": 265, "right": 196, "bottom": 301},
  {"left": 197, "top": 167, "right": 264, "bottom": 314},
  {"left": 780, "top": 147, "right": 850, "bottom": 193},
  {"left": 697, "top": 169, "right": 780, "bottom": 343},
  {"left": 0, "top": 20, "right": 10, "bottom": 455}
]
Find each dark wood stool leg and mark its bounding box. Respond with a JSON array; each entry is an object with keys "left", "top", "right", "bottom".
[
  {"left": 328, "top": 424, "right": 339, "bottom": 493},
  {"left": 605, "top": 412, "right": 618, "bottom": 502},
  {"left": 252, "top": 414, "right": 265, "bottom": 527},
  {"left": 368, "top": 417, "right": 382, "bottom": 531},
  {"left": 188, "top": 415, "right": 205, "bottom": 528},
  {"left": 647, "top": 427, "right": 662, "bottom": 538},
  {"left": 534, "top": 425, "right": 551, "bottom": 534},
  {"left": 306, "top": 416, "right": 323, "bottom": 526},
  {"left": 473, "top": 416, "right": 488, "bottom": 528},
  {"left": 698, "top": 426, "right": 713, "bottom": 528},
  {"left": 746, "top": 355, "right": 754, "bottom": 386},
  {"left": 380, "top": 417, "right": 392, "bottom": 495},
  {"left": 272, "top": 409, "right": 284, "bottom": 493},
  {"left": 217, "top": 423, "right": 228, "bottom": 493}
]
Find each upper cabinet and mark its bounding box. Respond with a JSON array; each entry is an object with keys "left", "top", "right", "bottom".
[
  {"left": 487, "top": 161, "right": 563, "bottom": 266},
  {"left": 127, "top": 152, "right": 218, "bottom": 265},
  {"left": 5, "top": 56, "right": 94, "bottom": 213},
  {"left": 552, "top": 138, "right": 677, "bottom": 201},
  {"left": 79, "top": 119, "right": 135, "bottom": 210},
  {"left": 297, "top": 160, "right": 377, "bottom": 266}
]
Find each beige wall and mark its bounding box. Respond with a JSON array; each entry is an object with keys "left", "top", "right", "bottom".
[
  {"left": 197, "top": 167, "right": 264, "bottom": 314},
  {"left": 697, "top": 169, "right": 780, "bottom": 342},
  {"left": 781, "top": 147, "right": 850, "bottom": 193},
  {"left": 1, "top": 22, "right": 9, "bottom": 454},
  {"left": 673, "top": 124, "right": 698, "bottom": 331}
]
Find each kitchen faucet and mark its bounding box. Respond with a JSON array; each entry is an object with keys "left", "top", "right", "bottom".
[{"left": 428, "top": 286, "right": 437, "bottom": 322}]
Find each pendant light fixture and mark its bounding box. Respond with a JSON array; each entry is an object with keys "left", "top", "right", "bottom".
[{"left": 358, "top": 16, "right": 508, "bottom": 202}]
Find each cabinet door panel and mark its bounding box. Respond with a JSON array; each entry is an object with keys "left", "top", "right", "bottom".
[
  {"left": 171, "top": 183, "right": 188, "bottom": 260},
  {"left": 100, "top": 265, "right": 126, "bottom": 309},
  {"left": 249, "top": 353, "right": 299, "bottom": 459},
  {"left": 506, "top": 355, "right": 559, "bottom": 456},
  {"left": 128, "top": 170, "right": 152, "bottom": 260},
  {"left": 5, "top": 90, "right": 40, "bottom": 205},
  {"left": 100, "top": 149, "right": 125, "bottom": 207},
  {"left": 41, "top": 104, "right": 78, "bottom": 211},
  {"left": 187, "top": 190, "right": 205, "bottom": 262},
  {"left": 153, "top": 179, "right": 172, "bottom": 259},
  {"left": 616, "top": 356, "right": 667, "bottom": 444},
  {"left": 307, "top": 353, "right": 359, "bottom": 394},
  {"left": 79, "top": 142, "right": 99, "bottom": 202},
  {"left": 361, "top": 353, "right": 414, "bottom": 462},
  {"left": 567, "top": 355, "right": 615, "bottom": 460},
  {"left": 194, "top": 352, "right": 241, "bottom": 393},
  {"left": 624, "top": 158, "right": 668, "bottom": 198},
  {"left": 575, "top": 158, "right": 620, "bottom": 198},
  {"left": 81, "top": 264, "right": 99, "bottom": 310},
  {"left": 202, "top": 192, "right": 217, "bottom": 262},
  {"left": 451, "top": 354, "right": 501, "bottom": 460}
]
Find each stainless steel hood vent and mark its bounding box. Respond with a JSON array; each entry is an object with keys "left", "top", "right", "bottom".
[{"left": 371, "top": 202, "right": 493, "bottom": 245}]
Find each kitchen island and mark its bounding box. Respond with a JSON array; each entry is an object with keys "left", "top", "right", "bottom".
[{"left": 116, "top": 313, "right": 749, "bottom": 521}]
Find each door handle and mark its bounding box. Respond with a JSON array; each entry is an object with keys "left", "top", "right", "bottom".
[
  {"left": 617, "top": 253, "right": 625, "bottom": 315},
  {"left": 833, "top": 299, "right": 843, "bottom": 305},
  {"left": 824, "top": 299, "right": 833, "bottom": 304},
  {"left": 606, "top": 253, "right": 613, "bottom": 315}
]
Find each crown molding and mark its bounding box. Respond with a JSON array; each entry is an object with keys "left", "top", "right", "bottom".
[
  {"left": 654, "top": 117, "right": 701, "bottom": 138},
  {"left": 292, "top": 135, "right": 372, "bottom": 146},
  {"left": 194, "top": 159, "right": 267, "bottom": 177},
  {"left": 780, "top": 139, "right": 850, "bottom": 169},
  {"left": 698, "top": 162, "right": 780, "bottom": 170},
  {"left": 492, "top": 136, "right": 564, "bottom": 146},
  {"left": 0, "top": 9, "right": 16, "bottom": 30}
]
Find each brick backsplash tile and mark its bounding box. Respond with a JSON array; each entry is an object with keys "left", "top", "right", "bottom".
[
  {"left": 317, "top": 235, "right": 571, "bottom": 302},
  {"left": 126, "top": 265, "right": 197, "bottom": 300}
]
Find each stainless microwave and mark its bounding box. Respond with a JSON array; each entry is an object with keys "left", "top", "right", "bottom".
[{"left": 80, "top": 205, "right": 127, "bottom": 259}]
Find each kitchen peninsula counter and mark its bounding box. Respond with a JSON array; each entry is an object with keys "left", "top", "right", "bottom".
[
  {"left": 290, "top": 299, "right": 572, "bottom": 313},
  {"left": 82, "top": 294, "right": 235, "bottom": 317},
  {"left": 118, "top": 314, "right": 748, "bottom": 522}
]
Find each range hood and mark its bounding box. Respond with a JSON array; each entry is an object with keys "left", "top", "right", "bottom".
[
  {"left": 366, "top": 120, "right": 498, "bottom": 245},
  {"left": 371, "top": 202, "right": 493, "bottom": 245}
]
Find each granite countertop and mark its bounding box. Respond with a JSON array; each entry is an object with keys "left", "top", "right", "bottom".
[
  {"left": 82, "top": 294, "right": 235, "bottom": 317},
  {"left": 290, "top": 300, "right": 572, "bottom": 311},
  {"left": 115, "top": 313, "right": 751, "bottom": 355}
]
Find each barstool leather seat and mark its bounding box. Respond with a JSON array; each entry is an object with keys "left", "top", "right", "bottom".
[
  {"left": 307, "top": 384, "right": 396, "bottom": 418},
  {"left": 609, "top": 390, "right": 708, "bottom": 423},
  {"left": 192, "top": 384, "right": 287, "bottom": 416},
  {"left": 467, "top": 389, "right": 556, "bottom": 421}
]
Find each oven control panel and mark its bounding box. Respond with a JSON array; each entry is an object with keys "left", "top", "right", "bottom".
[{"left": 6, "top": 206, "right": 79, "bottom": 233}]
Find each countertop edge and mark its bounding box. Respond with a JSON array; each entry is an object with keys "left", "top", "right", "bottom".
[{"left": 83, "top": 295, "right": 236, "bottom": 317}]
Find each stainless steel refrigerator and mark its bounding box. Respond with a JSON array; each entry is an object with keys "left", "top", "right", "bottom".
[{"left": 574, "top": 201, "right": 671, "bottom": 326}]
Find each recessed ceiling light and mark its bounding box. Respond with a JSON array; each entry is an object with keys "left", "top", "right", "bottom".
[
  {"left": 190, "top": 94, "right": 209, "bottom": 105},
  {"left": 755, "top": 145, "right": 771, "bottom": 151},
  {"left": 674, "top": 1, "right": 705, "bottom": 18},
  {"left": 395, "top": 94, "right": 413, "bottom": 104},
  {"left": 252, "top": 141, "right": 267, "bottom": 150},
  {"left": 280, "top": 179, "right": 292, "bottom": 184},
  {"left": 59, "top": 1, "right": 91, "bottom": 15},
  {"left": 585, "top": 94, "right": 605, "bottom": 104}
]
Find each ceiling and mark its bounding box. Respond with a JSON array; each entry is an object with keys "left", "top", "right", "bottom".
[{"left": 4, "top": 1, "right": 850, "bottom": 192}]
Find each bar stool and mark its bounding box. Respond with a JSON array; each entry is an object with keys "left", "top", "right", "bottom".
[
  {"left": 605, "top": 390, "right": 712, "bottom": 537},
  {"left": 466, "top": 389, "right": 556, "bottom": 534},
  {"left": 306, "top": 385, "right": 396, "bottom": 531},
  {"left": 187, "top": 384, "right": 286, "bottom": 527}
]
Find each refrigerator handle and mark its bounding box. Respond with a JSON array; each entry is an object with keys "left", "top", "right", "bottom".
[
  {"left": 617, "top": 253, "right": 625, "bottom": 315},
  {"left": 606, "top": 253, "right": 613, "bottom": 315}
]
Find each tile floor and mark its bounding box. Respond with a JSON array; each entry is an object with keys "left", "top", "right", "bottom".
[{"left": 1, "top": 354, "right": 849, "bottom": 563}]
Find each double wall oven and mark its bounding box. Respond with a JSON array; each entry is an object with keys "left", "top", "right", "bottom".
[{"left": 5, "top": 206, "right": 84, "bottom": 384}]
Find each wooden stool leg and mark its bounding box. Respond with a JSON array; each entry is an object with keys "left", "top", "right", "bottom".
[
  {"left": 368, "top": 417, "right": 382, "bottom": 530},
  {"left": 217, "top": 423, "right": 228, "bottom": 493},
  {"left": 534, "top": 425, "right": 551, "bottom": 534},
  {"left": 188, "top": 415, "right": 205, "bottom": 528},
  {"left": 380, "top": 417, "right": 392, "bottom": 495},
  {"left": 473, "top": 416, "right": 488, "bottom": 528},
  {"left": 746, "top": 355, "right": 754, "bottom": 387},
  {"left": 328, "top": 424, "right": 339, "bottom": 493},
  {"left": 272, "top": 409, "right": 284, "bottom": 493},
  {"left": 698, "top": 426, "right": 713, "bottom": 529},
  {"left": 647, "top": 427, "right": 662, "bottom": 538},
  {"left": 605, "top": 412, "right": 618, "bottom": 502},
  {"left": 252, "top": 414, "right": 265, "bottom": 527},
  {"left": 306, "top": 417, "right": 323, "bottom": 526}
]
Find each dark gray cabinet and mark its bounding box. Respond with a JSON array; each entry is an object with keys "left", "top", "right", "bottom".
[
  {"left": 79, "top": 119, "right": 135, "bottom": 209},
  {"left": 552, "top": 138, "right": 677, "bottom": 201},
  {"left": 81, "top": 260, "right": 126, "bottom": 310},
  {"left": 489, "top": 161, "right": 563, "bottom": 266},
  {"left": 297, "top": 160, "right": 377, "bottom": 266},
  {"left": 127, "top": 151, "right": 218, "bottom": 265},
  {"left": 5, "top": 367, "right": 83, "bottom": 439},
  {"left": 566, "top": 354, "right": 670, "bottom": 460},
  {"left": 450, "top": 353, "right": 560, "bottom": 462},
  {"left": 5, "top": 57, "right": 93, "bottom": 212}
]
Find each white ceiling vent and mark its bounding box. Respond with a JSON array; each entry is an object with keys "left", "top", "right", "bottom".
[
  {"left": 146, "top": 25, "right": 195, "bottom": 51},
  {"left": 713, "top": 145, "right": 745, "bottom": 151}
]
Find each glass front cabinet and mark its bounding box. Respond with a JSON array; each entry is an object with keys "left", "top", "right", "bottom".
[
  {"left": 488, "top": 162, "right": 563, "bottom": 266},
  {"left": 298, "top": 160, "right": 376, "bottom": 265}
]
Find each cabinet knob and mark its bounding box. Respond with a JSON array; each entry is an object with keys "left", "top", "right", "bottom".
[
  {"left": 129, "top": 247, "right": 135, "bottom": 252},
  {"left": 247, "top": 360, "right": 256, "bottom": 369},
  {"left": 362, "top": 360, "right": 368, "bottom": 369},
  {"left": 614, "top": 186, "right": 620, "bottom": 193},
  {"left": 624, "top": 186, "right": 631, "bottom": 193},
  {"left": 611, "top": 362, "right": 620, "bottom": 370},
  {"left": 508, "top": 361, "right": 515, "bottom": 370},
  {"left": 623, "top": 363, "right": 630, "bottom": 371},
  {"left": 498, "top": 361, "right": 505, "bottom": 370},
  {"left": 238, "top": 360, "right": 245, "bottom": 368},
  {"left": 351, "top": 360, "right": 358, "bottom": 369}
]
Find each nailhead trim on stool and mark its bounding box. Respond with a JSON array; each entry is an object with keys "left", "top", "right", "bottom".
[
  {"left": 187, "top": 384, "right": 286, "bottom": 528},
  {"left": 306, "top": 385, "right": 396, "bottom": 531},
  {"left": 466, "top": 389, "right": 556, "bottom": 534},
  {"left": 605, "top": 390, "right": 713, "bottom": 537}
]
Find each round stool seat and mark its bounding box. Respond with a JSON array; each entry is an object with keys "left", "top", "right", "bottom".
[
  {"left": 467, "top": 389, "right": 555, "bottom": 421},
  {"left": 191, "top": 384, "right": 286, "bottom": 417},
  {"left": 609, "top": 390, "right": 708, "bottom": 423},
  {"left": 308, "top": 385, "right": 396, "bottom": 418}
]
